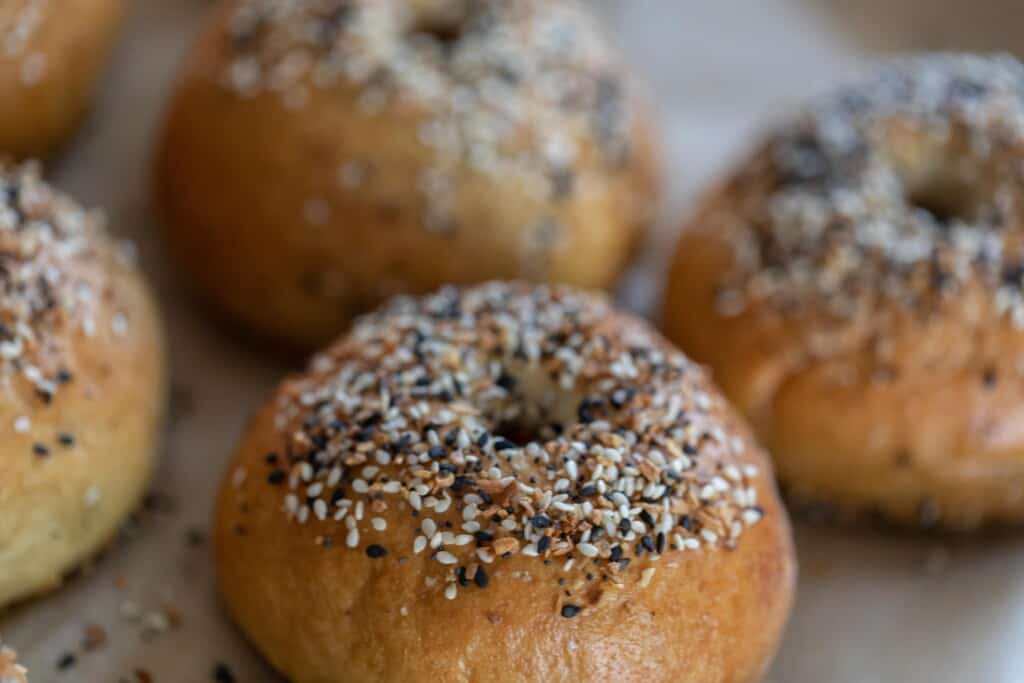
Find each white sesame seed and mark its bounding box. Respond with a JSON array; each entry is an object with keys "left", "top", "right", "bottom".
[
  {"left": 435, "top": 551, "right": 458, "bottom": 565},
  {"left": 413, "top": 536, "right": 428, "bottom": 554},
  {"left": 639, "top": 567, "right": 656, "bottom": 588},
  {"left": 346, "top": 528, "right": 359, "bottom": 548},
  {"left": 83, "top": 485, "right": 101, "bottom": 507}
]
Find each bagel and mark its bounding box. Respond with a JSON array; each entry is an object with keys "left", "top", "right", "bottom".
[
  {"left": 215, "top": 281, "right": 795, "bottom": 682},
  {"left": 0, "top": 0, "right": 125, "bottom": 159},
  {"left": 0, "top": 161, "right": 166, "bottom": 608},
  {"left": 156, "top": 0, "right": 660, "bottom": 349},
  {"left": 663, "top": 54, "right": 1024, "bottom": 529}
]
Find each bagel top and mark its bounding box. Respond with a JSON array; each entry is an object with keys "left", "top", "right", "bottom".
[
  {"left": 157, "top": 0, "right": 659, "bottom": 348},
  {"left": 216, "top": 282, "right": 795, "bottom": 681},
  {"left": 664, "top": 54, "right": 1024, "bottom": 527},
  {"left": 216, "top": 0, "right": 646, "bottom": 222},
  {"left": 1, "top": 160, "right": 166, "bottom": 607},
  {"left": 0, "top": 160, "right": 135, "bottom": 412}
]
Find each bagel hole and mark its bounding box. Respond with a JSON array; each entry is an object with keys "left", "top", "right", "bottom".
[
  {"left": 906, "top": 177, "right": 979, "bottom": 225},
  {"left": 492, "top": 419, "right": 561, "bottom": 447},
  {"left": 408, "top": 0, "right": 470, "bottom": 46}
]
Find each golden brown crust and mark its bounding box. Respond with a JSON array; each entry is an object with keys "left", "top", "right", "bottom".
[
  {"left": 216, "top": 282, "right": 795, "bottom": 682},
  {"left": 155, "top": 0, "right": 660, "bottom": 350},
  {"left": 0, "top": 162, "right": 167, "bottom": 608},
  {"left": 0, "top": 0, "right": 125, "bottom": 159},
  {"left": 663, "top": 54, "right": 1024, "bottom": 529}
]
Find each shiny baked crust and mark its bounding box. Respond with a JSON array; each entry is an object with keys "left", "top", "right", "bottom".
[
  {"left": 216, "top": 282, "right": 795, "bottom": 683},
  {"left": 155, "top": 0, "right": 660, "bottom": 350},
  {"left": 0, "top": 0, "right": 125, "bottom": 159},
  {"left": 0, "top": 162, "right": 166, "bottom": 608},
  {"left": 664, "top": 54, "right": 1024, "bottom": 529}
]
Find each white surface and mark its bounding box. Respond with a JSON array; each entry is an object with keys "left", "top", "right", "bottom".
[{"left": 5, "top": 1, "right": 1024, "bottom": 681}]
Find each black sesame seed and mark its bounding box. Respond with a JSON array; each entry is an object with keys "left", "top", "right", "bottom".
[
  {"left": 57, "top": 652, "right": 76, "bottom": 670},
  {"left": 639, "top": 510, "right": 655, "bottom": 528},
  {"left": 475, "top": 566, "right": 489, "bottom": 588},
  {"left": 640, "top": 535, "right": 655, "bottom": 553},
  {"left": 531, "top": 514, "right": 552, "bottom": 529},
  {"left": 578, "top": 484, "right": 598, "bottom": 496},
  {"left": 366, "top": 544, "right": 387, "bottom": 559},
  {"left": 57, "top": 432, "right": 75, "bottom": 447},
  {"left": 495, "top": 372, "right": 517, "bottom": 391},
  {"left": 457, "top": 566, "right": 469, "bottom": 586},
  {"left": 618, "top": 518, "right": 631, "bottom": 535},
  {"left": 475, "top": 432, "right": 490, "bottom": 447},
  {"left": 330, "top": 488, "right": 346, "bottom": 506},
  {"left": 493, "top": 438, "right": 517, "bottom": 452},
  {"left": 537, "top": 536, "right": 551, "bottom": 553},
  {"left": 264, "top": 452, "right": 278, "bottom": 464},
  {"left": 678, "top": 515, "right": 694, "bottom": 532},
  {"left": 267, "top": 469, "right": 287, "bottom": 485},
  {"left": 56, "top": 369, "right": 74, "bottom": 384},
  {"left": 609, "top": 545, "right": 623, "bottom": 562},
  {"left": 577, "top": 398, "right": 602, "bottom": 423},
  {"left": 560, "top": 604, "right": 582, "bottom": 618},
  {"left": 683, "top": 443, "right": 698, "bottom": 456},
  {"left": 656, "top": 532, "right": 666, "bottom": 554},
  {"left": 474, "top": 530, "right": 494, "bottom": 544},
  {"left": 33, "top": 443, "right": 50, "bottom": 457},
  {"left": 355, "top": 426, "right": 376, "bottom": 441},
  {"left": 428, "top": 446, "right": 447, "bottom": 459}
]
